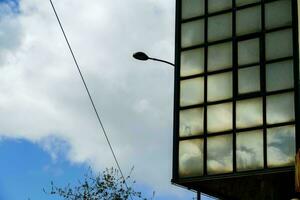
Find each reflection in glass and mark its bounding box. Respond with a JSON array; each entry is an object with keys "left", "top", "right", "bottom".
[
  {"left": 182, "top": 0, "right": 205, "bottom": 20},
  {"left": 238, "top": 38, "right": 260, "bottom": 65},
  {"left": 236, "top": 0, "right": 260, "bottom": 7},
  {"left": 237, "top": 130, "right": 263, "bottom": 171},
  {"left": 181, "top": 48, "right": 204, "bottom": 77},
  {"left": 266, "top": 60, "right": 294, "bottom": 92},
  {"left": 181, "top": 20, "right": 204, "bottom": 48},
  {"left": 179, "top": 139, "right": 204, "bottom": 177},
  {"left": 208, "top": 0, "right": 231, "bottom": 13},
  {"left": 238, "top": 66, "right": 260, "bottom": 94},
  {"left": 267, "top": 92, "right": 294, "bottom": 124},
  {"left": 180, "top": 108, "right": 204, "bottom": 137},
  {"left": 237, "top": 98, "right": 263, "bottom": 128},
  {"left": 208, "top": 13, "right": 232, "bottom": 42},
  {"left": 265, "top": 0, "right": 292, "bottom": 30},
  {"left": 207, "top": 103, "right": 232, "bottom": 133},
  {"left": 267, "top": 125, "right": 295, "bottom": 168},
  {"left": 207, "top": 134, "right": 233, "bottom": 175},
  {"left": 266, "top": 29, "right": 293, "bottom": 60},
  {"left": 236, "top": 6, "right": 261, "bottom": 36},
  {"left": 208, "top": 42, "right": 232, "bottom": 72},
  {"left": 180, "top": 78, "right": 204, "bottom": 106},
  {"left": 207, "top": 72, "right": 232, "bottom": 102}
]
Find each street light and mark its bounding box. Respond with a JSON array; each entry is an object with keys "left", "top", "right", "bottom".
[{"left": 132, "top": 52, "right": 175, "bottom": 67}]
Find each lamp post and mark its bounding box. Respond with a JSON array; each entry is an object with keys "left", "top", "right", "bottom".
[{"left": 132, "top": 52, "right": 175, "bottom": 67}]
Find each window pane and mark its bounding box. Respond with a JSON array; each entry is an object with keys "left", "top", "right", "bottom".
[
  {"left": 265, "top": 0, "right": 292, "bottom": 30},
  {"left": 207, "top": 102, "right": 232, "bottom": 133},
  {"left": 237, "top": 6, "right": 261, "bottom": 36},
  {"left": 180, "top": 48, "right": 204, "bottom": 77},
  {"left": 267, "top": 125, "right": 295, "bottom": 168},
  {"left": 208, "top": 42, "right": 232, "bottom": 72},
  {"left": 236, "top": 0, "right": 260, "bottom": 7},
  {"left": 266, "top": 29, "right": 293, "bottom": 60},
  {"left": 180, "top": 78, "right": 204, "bottom": 106},
  {"left": 237, "top": 98, "right": 263, "bottom": 128},
  {"left": 238, "top": 38, "right": 260, "bottom": 65},
  {"left": 179, "top": 139, "right": 204, "bottom": 177},
  {"left": 207, "top": 134, "right": 233, "bottom": 175},
  {"left": 238, "top": 66, "right": 260, "bottom": 94},
  {"left": 180, "top": 108, "right": 204, "bottom": 137},
  {"left": 237, "top": 130, "right": 264, "bottom": 171},
  {"left": 207, "top": 72, "right": 232, "bottom": 102},
  {"left": 267, "top": 92, "right": 294, "bottom": 124},
  {"left": 208, "top": 13, "right": 232, "bottom": 42},
  {"left": 208, "top": 0, "right": 231, "bottom": 13},
  {"left": 182, "top": 0, "right": 204, "bottom": 20},
  {"left": 181, "top": 20, "right": 204, "bottom": 48},
  {"left": 266, "top": 60, "right": 294, "bottom": 92}
]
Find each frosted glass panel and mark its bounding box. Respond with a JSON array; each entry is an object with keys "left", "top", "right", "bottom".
[
  {"left": 208, "top": 0, "right": 231, "bottom": 13},
  {"left": 238, "top": 38, "right": 260, "bottom": 65},
  {"left": 208, "top": 13, "right": 232, "bottom": 42},
  {"left": 237, "top": 6, "right": 261, "bottom": 36},
  {"left": 236, "top": 0, "right": 260, "bottom": 6},
  {"left": 265, "top": 0, "right": 292, "bottom": 30},
  {"left": 267, "top": 125, "right": 295, "bottom": 168},
  {"left": 237, "top": 130, "right": 263, "bottom": 171},
  {"left": 180, "top": 108, "right": 204, "bottom": 137},
  {"left": 179, "top": 139, "right": 204, "bottom": 177},
  {"left": 267, "top": 92, "right": 294, "bottom": 124},
  {"left": 180, "top": 78, "right": 204, "bottom": 106},
  {"left": 207, "top": 72, "right": 232, "bottom": 102},
  {"left": 238, "top": 66, "right": 260, "bottom": 94},
  {"left": 207, "top": 102, "right": 232, "bottom": 133},
  {"left": 237, "top": 98, "right": 263, "bottom": 128},
  {"left": 181, "top": 20, "right": 204, "bottom": 48},
  {"left": 180, "top": 48, "right": 204, "bottom": 77},
  {"left": 266, "top": 60, "right": 294, "bottom": 92},
  {"left": 208, "top": 42, "right": 232, "bottom": 71},
  {"left": 207, "top": 134, "right": 233, "bottom": 175},
  {"left": 182, "top": 0, "right": 204, "bottom": 20},
  {"left": 266, "top": 29, "right": 293, "bottom": 60}
]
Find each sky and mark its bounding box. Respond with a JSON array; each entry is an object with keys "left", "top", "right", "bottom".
[{"left": 0, "top": 0, "right": 216, "bottom": 199}]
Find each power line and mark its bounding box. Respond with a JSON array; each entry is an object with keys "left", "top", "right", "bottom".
[{"left": 48, "top": 1, "right": 133, "bottom": 199}]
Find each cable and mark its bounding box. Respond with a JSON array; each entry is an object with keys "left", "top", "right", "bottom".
[{"left": 48, "top": 1, "right": 133, "bottom": 199}]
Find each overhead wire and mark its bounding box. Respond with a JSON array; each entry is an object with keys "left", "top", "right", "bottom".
[{"left": 48, "top": 1, "right": 133, "bottom": 199}]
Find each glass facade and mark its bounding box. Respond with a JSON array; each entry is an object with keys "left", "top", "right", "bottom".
[{"left": 176, "top": 0, "right": 297, "bottom": 179}]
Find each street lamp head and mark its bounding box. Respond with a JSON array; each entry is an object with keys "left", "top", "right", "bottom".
[{"left": 133, "top": 52, "right": 149, "bottom": 61}]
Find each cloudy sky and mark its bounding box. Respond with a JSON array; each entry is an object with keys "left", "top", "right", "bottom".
[{"left": 0, "top": 0, "right": 217, "bottom": 199}]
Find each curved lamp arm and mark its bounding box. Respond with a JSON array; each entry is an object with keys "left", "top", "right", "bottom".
[{"left": 133, "top": 52, "right": 175, "bottom": 67}]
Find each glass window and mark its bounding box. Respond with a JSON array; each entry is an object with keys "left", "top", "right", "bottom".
[
  {"left": 238, "top": 66, "right": 260, "bottom": 94},
  {"left": 179, "top": 139, "right": 204, "bottom": 177},
  {"left": 180, "top": 48, "right": 205, "bottom": 77},
  {"left": 182, "top": 0, "right": 205, "bottom": 20},
  {"left": 237, "top": 130, "right": 264, "bottom": 171},
  {"left": 207, "top": 134, "right": 233, "bottom": 175},
  {"left": 266, "top": 29, "right": 293, "bottom": 60},
  {"left": 265, "top": 0, "right": 292, "bottom": 30},
  {"left": 208, "top": 13, "right": 232, "bottom": 42},
  {"left": 236, "top": 0, "right": 260, "bottom": 7},
  {"left": 180, "top": 78, "right": 204, "bottom": 106},
  {"left": 238, "top": 38, "right": 260, "bottom": 66},
  {"left": 267, "top": 92, "right": 294, "bottom": 124},
  {"left": 208, "top": 0, "right": 231, "bottom": 13},
  {"left": 207, "top": 102, "right": 232, "bottom": 133},
  {"left": 236, "top": 6, "right": 261, "bottom": 36},
  {"left": 207, "top": 72, "right": 232, "bottom": 102},
  {"left": 208, "top": 42, "right": 232, "bottom": 72},
  {"left": 267, "top": 125, "right": 295, "bottom": 168},
  {"left": 266, "top": 60, "right": 294, "bottom": 92},
  {"left": 181, "top": 19, "right": 204, "bottom": 48},
  {"left": 180, "top": 108, "right": 204, "bottom": 137},
  {"left": 237, "top": 98, "right": 263, "bottom": 128}
]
